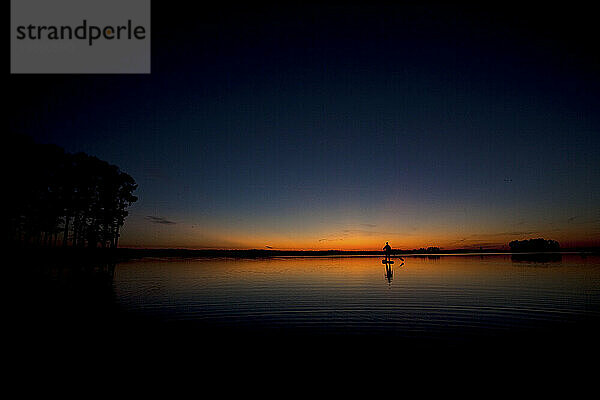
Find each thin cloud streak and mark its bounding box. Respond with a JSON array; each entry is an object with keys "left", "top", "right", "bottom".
[{"left": 145, "top": 216, "right": 177, "bottom": 225}]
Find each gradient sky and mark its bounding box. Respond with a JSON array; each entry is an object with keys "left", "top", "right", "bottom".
[{"left": 9, "top": 3, "right": 600, "bottom": 249}]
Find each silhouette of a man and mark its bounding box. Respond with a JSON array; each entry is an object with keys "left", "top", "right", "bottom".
[{"left": 383, "top": 242, "right": 392, "bottom": 260}]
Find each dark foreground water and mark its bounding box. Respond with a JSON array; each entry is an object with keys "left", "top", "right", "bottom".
[
  {"left": 112, "top": 254, "right": 600, "bottom": 340},
  {"left": 17, "top": 253, "right": 600, "bottom": 373},
  {"left": 16, "top": 253, "right": 599, "bottom": 392}
]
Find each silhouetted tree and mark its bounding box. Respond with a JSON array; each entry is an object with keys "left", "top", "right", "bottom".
[{"left": 8, "top": 135, "right": 137, "bottom": 249}]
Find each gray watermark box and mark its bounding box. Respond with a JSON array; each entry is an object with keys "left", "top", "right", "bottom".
[{"left": 11, "top": 0, "right": 151, "bottom": 74}]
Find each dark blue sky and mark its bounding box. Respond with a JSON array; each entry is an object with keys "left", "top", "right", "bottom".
[{"left": 10, "top": 3, "right": 600, "bottom": 249}]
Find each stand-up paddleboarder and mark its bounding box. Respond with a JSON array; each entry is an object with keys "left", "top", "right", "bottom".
[
  {"left": 382, "top": 242, "right": 404, "bottom": 265},
  {"left": 383, "top": 242, "right": 392, "bottom": 260}
]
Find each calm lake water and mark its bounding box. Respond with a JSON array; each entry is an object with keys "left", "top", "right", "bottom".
[{"left": 111, "top": 254, "right": 600, "bottom": 342}]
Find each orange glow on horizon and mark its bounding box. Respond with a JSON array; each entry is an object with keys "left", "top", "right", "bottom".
[
  {"left": 120, "top": 229, "right": 598, "bottom": 251},
  {"left": 119, "top": 211, "right": 599, "bottom": 250}
]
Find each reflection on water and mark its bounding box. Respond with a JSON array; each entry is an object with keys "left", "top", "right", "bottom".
[
  {"left": 22, "top": 260, "right": 119, "bottom": 336},
  {"left": 111, "top": 254, "right": 600, "bottom": 340},
  {"left": 511, "top": 253, "right": 563, "bottom": 263},
  {"left": 384, "top": 263, "right": 393, "bottom": 286},
  {"left": 383, "top": 260, "right": 405, "bottom": 287}
]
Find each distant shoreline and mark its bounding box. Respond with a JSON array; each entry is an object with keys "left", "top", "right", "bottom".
[
  {"left": 115, "top": 248, "right": 599, "bottom": 257},
  {"left": 10, "top": 247, "right": 599, "bottom": 264}
]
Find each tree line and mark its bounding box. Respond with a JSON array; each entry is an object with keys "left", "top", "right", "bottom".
[
  {"left": 415, "top": 247, "right": 441, "bottom": 254},
  {"left": 7, "top": 135, "right": 138, "bottom": 249},
  {"left": 509, "top": 238, "right": 560, "bottom": 252}
]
